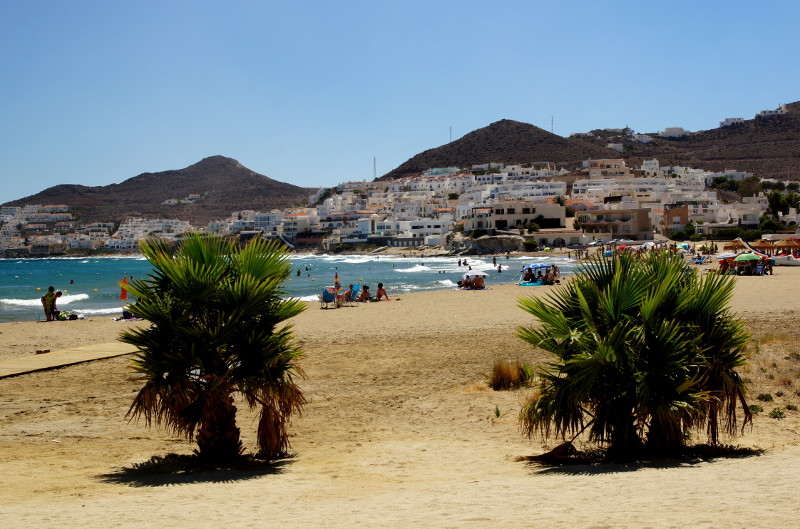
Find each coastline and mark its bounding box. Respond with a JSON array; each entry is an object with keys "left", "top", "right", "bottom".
[{"left": 2, "top": 272, "right": 800, "bottom": 527}]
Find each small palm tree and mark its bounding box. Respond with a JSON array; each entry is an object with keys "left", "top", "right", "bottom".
[
  {"left": 120, "top": 234, "right": 306, "bottom": 462},
  {"left": 518, "top": 252, "right": 751, "bottom": 458}
]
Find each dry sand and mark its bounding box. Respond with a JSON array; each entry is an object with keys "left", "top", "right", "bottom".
[{"left": 2, "top": 269, "right": 800, "bottom": 528}]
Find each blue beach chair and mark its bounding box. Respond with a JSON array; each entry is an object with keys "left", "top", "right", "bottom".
[
  {"left": 319, "top": 287, "right": 340, "bottom": 309},
  {"left": 343, "top": 284, "right": 360, "bottom": 306}
]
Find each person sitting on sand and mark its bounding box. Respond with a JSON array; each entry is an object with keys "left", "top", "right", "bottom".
[
  {"left": 375, "top": 282, "right": 389, "bottom": 301},
  {"left": 462, "top": 276, "right": 473, "bottom": 289},
  {"left": 358, "top": 285, "right": 371, "bottom": 302},
  {"left": 344, "top": 284, "right": 354, "bottom": 301},
  {"left": 522, "top": 268, "right": 534, "bottom": 282},
  {"left": 472, "top": 275, "right": 485, "bottom": 289}
]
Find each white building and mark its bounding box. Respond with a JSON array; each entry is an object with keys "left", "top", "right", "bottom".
[
  {"left": 659, "top": 127, "right": 690, "bottom": 138},
  {"left": 757, "top": 104, "right": 787, "bottom": 118},
  {"left": 720, "top": 117, "right": 745, "bottom": 127}
]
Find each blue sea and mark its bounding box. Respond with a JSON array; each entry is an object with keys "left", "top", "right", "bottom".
[{"left": 0, "top": 253, "right": 578, "bottom": 322}]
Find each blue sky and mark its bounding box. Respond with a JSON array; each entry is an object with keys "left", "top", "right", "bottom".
[{"left": 1, "top": 1, "right": 798, "bottom": 203}]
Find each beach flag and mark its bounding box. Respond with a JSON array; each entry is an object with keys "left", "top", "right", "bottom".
[{"left": 120, "top": 276, "right": 128, "bottom": 301}]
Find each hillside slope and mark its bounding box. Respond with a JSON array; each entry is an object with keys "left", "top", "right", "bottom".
[
  {"left": 381, "top": 119, "right": 617, "bottom": 179},
  {"left": 4, "top": 156, "right": 313, "bottom": 225},
  {"left": 596, "top": 102, "right": 800, "bottom": 178}
]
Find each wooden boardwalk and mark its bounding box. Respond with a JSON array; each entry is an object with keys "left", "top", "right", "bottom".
[{"left": 0, "top": 342, "right": 136, "bottom": 378}]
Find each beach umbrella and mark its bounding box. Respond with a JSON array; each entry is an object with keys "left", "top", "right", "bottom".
[
  {"left": 716, "top": 252, "right": 738, "bottom": 260},
  {"left": 463, "top": 271, "right": 488, "bottom": 279},
  {"left": 722, "top": 241, "right": 741, "bottom": 250},
  {"left": 520, "top": 263, "right": 547, "bottom": 271},
  {"left": 733, "top": 253, "right": 760, "bottom": 262},
  {"left": 120, "top": 275, "right": 128, "bottom": 301},
  {"left": 775, "top": 239, "right": 800, "bottom": 249},
  {"left": 751, "top": 239, "right": 774, "bottom": 250},
  {"left": 677, "top": 243, "right": 690, "bottom": 249}
]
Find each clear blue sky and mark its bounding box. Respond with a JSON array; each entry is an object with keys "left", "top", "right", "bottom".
[{"left": 1, "top": 1, "right": 798, "bottom": 203}]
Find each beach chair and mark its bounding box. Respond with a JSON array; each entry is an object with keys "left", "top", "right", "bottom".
[
  {"left": 319, "top": 287, "right": 340, "bottom": 309},
  {"left": 343, "top": 284, "right": 360, "bottom": 306},
  {"left": 753, "top": 264, "right": 764, "bottom": 276}
]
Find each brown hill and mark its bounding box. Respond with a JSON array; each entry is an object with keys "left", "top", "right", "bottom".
[
  {"left": 380, "top": 119, "right": 617, "bottom": 179},
  {"left": 4, "top": 156, "right": 313, "bottom": 226},
  {"left": 594, "top": 102, "right": 800, "bottom": 178}
]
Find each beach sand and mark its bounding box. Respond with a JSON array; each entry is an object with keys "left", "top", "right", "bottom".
[{"left": 2, "top": 269, "right": 800, "bottom": 527}]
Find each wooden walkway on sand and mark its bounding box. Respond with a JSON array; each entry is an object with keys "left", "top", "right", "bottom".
[{"left": 0, "top": 342, "right": 136, "bottom": 379}]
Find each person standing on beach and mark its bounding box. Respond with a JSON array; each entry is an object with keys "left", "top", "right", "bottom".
[{"left": 41, "top": 286, "right": 56, "bottom": 321}]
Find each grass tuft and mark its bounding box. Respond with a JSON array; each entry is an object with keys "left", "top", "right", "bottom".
[{"left": 488, "top": 359, "right": 534, "bottom": 390}]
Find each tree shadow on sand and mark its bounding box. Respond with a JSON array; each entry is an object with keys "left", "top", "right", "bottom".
[
  {"left": 517, "top": 442, "right": 765, "bottom": 476},
  {"left": 98, "top": 453, "right": 294, "bottom": 487}
]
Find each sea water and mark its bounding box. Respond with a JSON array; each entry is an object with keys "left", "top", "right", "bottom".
[{"left": 0, "top": 253, "right": 578, "bottom": 322}]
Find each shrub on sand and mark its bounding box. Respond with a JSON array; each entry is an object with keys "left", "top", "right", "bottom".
[{"left": 488, "top": 359, "right": 534, "bottom": 390}]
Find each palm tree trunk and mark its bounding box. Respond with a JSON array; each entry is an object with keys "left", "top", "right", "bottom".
[{"left": 196, "top": 392, "right": 242, "bottom": 461}]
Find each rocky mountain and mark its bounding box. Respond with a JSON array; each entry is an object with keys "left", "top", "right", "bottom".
[
  {"left": 381, "top": 119, "right": 619, "bottom": 179},
  {"left": 4, "top": 156, "right": 314, "bottom": 225}
]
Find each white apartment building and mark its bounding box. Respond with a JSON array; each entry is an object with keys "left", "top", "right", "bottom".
[
  {"left": 588, "top": 159, "right": 632, "bottom": 180},
  {"left": 640, "top": 159, "right": 662, "bottom": 176},
  {"left": 704, "top": 169, "right": 754, "bottom": 186},
  {"left": 254, "top": 210, "right": 283, "bottom": 235}
]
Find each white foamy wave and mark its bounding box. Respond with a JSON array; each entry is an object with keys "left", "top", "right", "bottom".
[
  {"left": 0, "top": 297, "right": 44, "bottom": 307},
  {"left": 77, "top": 307, "right": 126, "bottom": 315},
  {"left": 437, "top": 279, "right": 457, "bottom": 287},
  {"left": 1, "top": 292, "right": 90, "bottom": 308},
  {"left": 58, "top": 293, "right": 90, "bottom": 305},
  {"left": 394, "top": 264, "right": 432, "bottom": 273},
  {"left": 318, "top": 254, "right": 375, "bottom": 265},
  {"left": 396, "top": 284, "right": 424, "bottom": 292},
  {"left": 297, "top": 294, "right": 321, "bottom": 302}
]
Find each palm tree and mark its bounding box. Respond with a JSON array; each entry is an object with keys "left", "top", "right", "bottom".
[
  {"left": 119, "top": 234, "right": 306, "bottom": 461},
  {"left": 518, "top": 252, "right": 751, "bottom": 458}
]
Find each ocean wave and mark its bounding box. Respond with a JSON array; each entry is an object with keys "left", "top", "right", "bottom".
[
  {"left": 437, "top": 279, "right": 457, "bottom": 287},
  {"left": 0, "top": 297, "right": 45, "bottom": 307},
  {"left": 394, "top": 264, "right": 433, "bottom": 273},
  {"left": 0, "top": 292, "right": 90, "bottom": 307},
  {"left": 59, "top": 293, "right": 90, "bottom": 305},
  {"left": 297, "top": 294, "right": 320, "bottom": 302}
]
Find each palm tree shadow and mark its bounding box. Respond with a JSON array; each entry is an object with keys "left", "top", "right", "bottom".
[
  {"left": 520, "top": 444, "right": 765, "bottom": 476},
  {"left": 98, "top": 453, "right": 294, "bottom": 487}
]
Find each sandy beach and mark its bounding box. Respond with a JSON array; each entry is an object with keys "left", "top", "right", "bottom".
[{"left": 2, "top": 268, "right": 800, "bottom": 528}]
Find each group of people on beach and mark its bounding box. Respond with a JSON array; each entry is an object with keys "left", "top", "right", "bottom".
[
  {"left": 521, "top": 265, "right": 560, "bottom": 285},
  {"left": 333, "top": 282, "right": 391, "bottom": 304},
  {"left": 460, "top": 275, "right": 485, "bottom": 289}
]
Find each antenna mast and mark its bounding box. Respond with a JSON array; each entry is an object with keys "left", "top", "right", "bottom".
[{"left": 373, "top": 157, "right": 376, "bottom": 180}]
